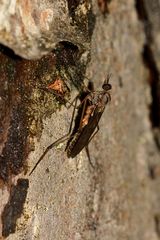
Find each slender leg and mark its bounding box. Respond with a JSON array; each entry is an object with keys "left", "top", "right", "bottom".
[
  {"left": 85, "top": 145, "right": 94, "bottom": 168},
  {"left": 85, "top": 125, "right": 100, "bottom": 168},
  {"left": 40, "top": 86, "right": 80, "bottom": 109},
  {"left": 68, "top": 97, "right": 78, "bottom": 133},
  {"left": 39, "top": 87, "right": 63, "bottom": 99},
  {"left": 88, "top": 125, "right": 99, "bottom": 144},
  {"left": 29, "top": 97, "right": 78, "bottom": 176},
  {"left": 29, "top": 134, "right": 70, "bottom": 175},
  {"left": 66, "top": 95, "right": 79, "bottom": 109}
]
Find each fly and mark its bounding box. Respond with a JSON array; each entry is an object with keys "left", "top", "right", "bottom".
[
  {"left": 66, "top": 75, "right": 111, "bottom": 162},
  {"left": 29, "top": 75, "right": 111, "bottom": 175}
]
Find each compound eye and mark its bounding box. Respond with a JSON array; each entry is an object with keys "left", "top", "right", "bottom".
[{"left": 102, "top": 83, "right": 112, "bottom": 91}]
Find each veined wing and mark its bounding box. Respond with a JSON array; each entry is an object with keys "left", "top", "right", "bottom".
[{"left": 66, "top": 107, "right": 105, "bottom": 158}]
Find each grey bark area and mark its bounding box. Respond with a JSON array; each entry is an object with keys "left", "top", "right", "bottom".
[
  {"left": 0, "top": 0, "right": 160, "bottom": 240},
  {"left": 0, "top": 0, "right": 89, "bottom": 59}
]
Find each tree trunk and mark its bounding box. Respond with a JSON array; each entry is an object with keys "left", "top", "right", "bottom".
[{"left": 0, "top": 0, "right": 160, "bottom": 239}]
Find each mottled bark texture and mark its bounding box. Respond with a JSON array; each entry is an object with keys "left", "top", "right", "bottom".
[
  {"left": 0, "top": 0, "right": 160, "bottom": 239},
  {"left": 0, "top": 0, "right": 91, "bottom": 59}
]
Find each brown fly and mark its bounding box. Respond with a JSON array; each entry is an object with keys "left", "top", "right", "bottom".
[
  {"left": 29, "top": 75, "right": 111, "bottom": 175},
  {"left": 66, "top": 75, "right": 111, "bottom": 161}
]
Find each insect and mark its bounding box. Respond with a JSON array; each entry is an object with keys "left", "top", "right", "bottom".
[
  {"left": 29, "top": 75, "right": 111, "bottom": 175},
  {"left": 66, "top": 75, "right": 111, "bottom": 160}
]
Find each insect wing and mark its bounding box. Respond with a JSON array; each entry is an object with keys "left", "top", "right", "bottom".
[{"left": 67, "top": 107, "right": 104, "bottom": 158}]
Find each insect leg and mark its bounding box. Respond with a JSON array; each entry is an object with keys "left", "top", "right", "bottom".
[
  {"left": 29, "top": 134, "right": 70, "bottom": 176},
  {"left": 29, "top": 97, "right": 78, "bottom": 176},
  {"left": 85, "top": 145, "right": 94, "bottom": 168},
  {"left": 88, "top": 125, "right": 100, "bottom": 144},
  {"left": 66, "top": 94, "right": 80, "bottom": 109},
  {"left": 85, "top": 125, "right": 100, "bottom": 168},
  {"left": 68, "top": 96, "right": 78, "bottom": 133}
]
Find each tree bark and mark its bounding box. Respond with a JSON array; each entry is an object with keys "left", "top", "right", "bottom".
[{"left": 0, "top": 0, "right": 160, "bottom": 239}]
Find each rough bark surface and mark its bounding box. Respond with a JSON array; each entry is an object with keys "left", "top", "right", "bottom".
[
  {"left": 0, "top": 0, "right": 160, "bottom": 240},
  {"left": 0, "top": 0, "right": 91, "bottom": 59}
]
